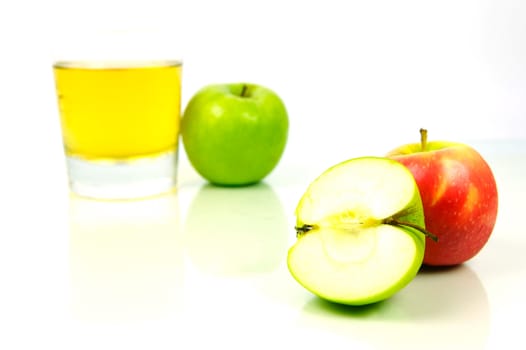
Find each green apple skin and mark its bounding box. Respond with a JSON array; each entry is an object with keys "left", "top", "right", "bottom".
[
  {"left": 181, "top": 83, "right": 288, "bottom": 186},
  {"left": 387, "top": 139, "right": 498, "bottom": 266},
  {"left": 287, "top": 157, "right": 427, "bottom": 306}
]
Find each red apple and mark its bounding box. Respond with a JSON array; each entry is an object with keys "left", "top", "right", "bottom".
[{"left": 387, "top": 129, "right": 498, "bottom": 266}]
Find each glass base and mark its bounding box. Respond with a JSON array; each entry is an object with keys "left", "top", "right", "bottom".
[{"left": 66, "top": 151, "right": 177, "bottom": 200}]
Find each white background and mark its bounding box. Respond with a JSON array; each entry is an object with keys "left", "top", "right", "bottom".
[
  {"left": 1, "top": 0, "right": 525, "bottom": 162},
  {"left": 0, "top": 1, "right": 525, "bottom": 349}
]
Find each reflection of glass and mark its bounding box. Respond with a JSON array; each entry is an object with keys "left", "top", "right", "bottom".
[
  {"left": 68, "top": 193, "right": 183, "bottom": 321},
  {"left": 184, "top": 183, "right": 289, "bottom": 276},
  {"left": 300, "top": 265, "right": 490, "bottom": 349},
  {"left": 52, "top": 31, "right": 182, "bottom": 199}
]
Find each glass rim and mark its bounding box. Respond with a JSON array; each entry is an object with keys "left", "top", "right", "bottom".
[{"left": 53, "top": 60, "right": 183, "bottom": 69}]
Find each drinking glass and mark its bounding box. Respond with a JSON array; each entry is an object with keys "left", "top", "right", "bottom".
[{"left": 53, "top": 30, "right": 182, "bottom": 199}]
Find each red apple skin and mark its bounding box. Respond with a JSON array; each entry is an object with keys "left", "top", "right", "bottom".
[{"left": 387, "top": 141, "right": 498, "bottom": 266}]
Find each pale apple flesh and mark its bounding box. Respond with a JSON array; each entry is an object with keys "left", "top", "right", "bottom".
[{"left": 287, "top": 157, "right": 426, "bottom": 305}]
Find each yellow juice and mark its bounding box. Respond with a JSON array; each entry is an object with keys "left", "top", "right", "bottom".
[{"left": 53, "top": 61, "right": 182, "bottom": 160}]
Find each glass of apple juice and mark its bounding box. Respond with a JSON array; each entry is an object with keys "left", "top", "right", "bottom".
[{"left": 52, "top": 32, "right": 182, "bottom": 199}]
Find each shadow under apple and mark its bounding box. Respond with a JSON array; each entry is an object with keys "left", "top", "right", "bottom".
[
  {"left": 68, "top": 193, "right": 184, "bottom": 322},
  {"left": 299, "top": 264, "right": 490, "bottom": 349},
  {"left": 183, "top": 183, "right": 289, "bottom": 277}
]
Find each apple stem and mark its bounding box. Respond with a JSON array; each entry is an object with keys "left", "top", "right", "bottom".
[
  {"left": 420, "top": 128, "right": 428, "bottom": 151},
  {"left": 384, "top": 217, "right": 439, "bottom": 242},
  {"left": 295, "top": 224, "right": 314, "bottom": 237},
  {"left": 240, "top": 84, "right": 249, "bottom": 97}
]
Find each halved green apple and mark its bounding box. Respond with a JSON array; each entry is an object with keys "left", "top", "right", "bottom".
[{"left": 288, "top": 157, "right": 435, "bottom": 305}]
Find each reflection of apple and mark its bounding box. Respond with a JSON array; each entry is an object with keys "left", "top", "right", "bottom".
[
  {"left": 288, "top": 157, "right": 433, "bottom": 306},
  {"left": 300, "top": 265, "right": 490, "bottom": 349},
  {"left": 184, "top": 183, "right": 288, "bottom": 276},
  {"left": 181, "top": 83, "right": 289, "bottom": 186},
  {"left": 387, "top": 129, "right": 498, "bottom": 266}
]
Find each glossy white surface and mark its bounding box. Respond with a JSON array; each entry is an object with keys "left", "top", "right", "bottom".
[
  {"left": 0, "top": 138, "right": 525, "bottom": 350},
  {"left": 2, "top": 1, "right": 526, "bottom": 348}
]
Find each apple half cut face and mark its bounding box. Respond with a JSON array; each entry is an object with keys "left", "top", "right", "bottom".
[{"left": 287, "top": 157, "right": 427, "bottom": 305}]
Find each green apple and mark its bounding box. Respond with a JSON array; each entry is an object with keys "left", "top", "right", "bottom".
[
  {"left": 287, "top": 157, "right": 436, "bottom": 305},
  {"left": 181, "top": 83, "right": 288, "bottom": 186}
]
